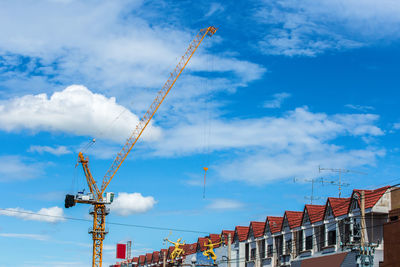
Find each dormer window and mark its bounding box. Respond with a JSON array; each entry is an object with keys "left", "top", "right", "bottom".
[
  {"left": 325, "top": 204, "right": 333, "bottom": 218},
  {"left": 351, "top": 199, "right": 359, "bottom": 211},
  {"left": 283, "top": 218, "right": 289, "bottom": 229},
  {"left": 303, "top": 212, "right": 310, "bottom": 224}
]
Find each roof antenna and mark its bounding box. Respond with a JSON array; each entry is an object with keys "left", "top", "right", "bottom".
[{"left": 318, "top": 166, "right": 367, "bottom": 198}]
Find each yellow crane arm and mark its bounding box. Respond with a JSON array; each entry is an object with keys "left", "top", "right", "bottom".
[{"left": 99, "top": 26, "right": 218, "bottom": 195}]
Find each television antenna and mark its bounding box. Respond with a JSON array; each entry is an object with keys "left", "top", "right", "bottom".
[{"left": 318, "top": 166, "right": 367, "bottom": 198}]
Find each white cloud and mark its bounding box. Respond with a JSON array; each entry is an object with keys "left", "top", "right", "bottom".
[
  {"left": 28, "top": 145, "right": 72, "bottom": 156},
  {"left": 0, "top": 1, "right": 264, "bottom": 100},
  {"left": 150, "top": 107, "right": 383, "bottom": 156},
  {"left": 146, "top": 107, "right": 384, "bottom": 184},
  {"left": 394, "top": 123, "right": 400, "bottom": 130},
  {"left": 263, "top": 92, "right": 291, "bottom": 108},
  {"left": 345, "top": 104, "right": 375, "bottom": 112},
  {"left": 216, "top": 147, "right": 385, "bottom": 184},
  {"left": 207, "top": 199, "right": 244, "bottom": 210},
  {"left": 0, "top": 233, "right": 49, "bottom": 241},
  {"left": 256, "top": 0, "right": 400, "bottom": 56},
  {"left": 0, "top": 155, "right": 44, "bottom": 182},
  {"left": 205, "top": 3, "right": 225, "bottom": 17},
  {"left": 111, "top": 192, "right": 156, "bottom": 216},
  {"left": 0, "top": 206, "right": 65, "bottom": 223},
  {"left": 0, "top": 85, "right": 161, "bottom": 143}
]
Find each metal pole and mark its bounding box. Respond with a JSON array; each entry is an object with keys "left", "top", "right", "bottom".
[
  {"left": 163, "top": 250, "right": 167, "bottom": 267},
  {"left": 228, "top": 234, "right": 231, "bottom": 267},
  {"left": 360, "top": 191, "right": 368, "bottom": 249}
]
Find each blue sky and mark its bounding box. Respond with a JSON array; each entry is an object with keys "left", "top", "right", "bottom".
[{"left": 0, "top": 0, "right": 400, "bottom": 266}]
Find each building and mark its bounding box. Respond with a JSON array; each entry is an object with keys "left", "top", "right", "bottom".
[{"left": 112, "top": 185, "right": 397, "bottom": 267}]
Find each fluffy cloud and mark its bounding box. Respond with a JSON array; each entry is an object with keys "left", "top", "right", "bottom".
[
  {"left": 256, "top": 0, "right": 400, "bottom": 56},
  {"left": 0, "top": 1, "right": 265, "bottom": 102},
  {"left": 28, "top": 145, "right": 71, "bottom": 156},
  {"left": 264, "top": 92, "right": 291, "bottom": 108},
  {"left": 207, "top": 199, "right": 244, "bottom": 210},
  {"left": 111, "top": 192, "right": 156, "bottom": 216},
  {"left": 147, "top": 107, "right": 384, "bottom": 184},
  {"left": 150, "top": 107, "right": 383, "bottom": 156},
  {"left": 0, "top": 155, "right": 45, "bottom": 182},
  {"left": 0, "top": 85, "right": 161, "bottom": 143},
  {"left": 0, "top": 206, "right": 65, "bottom": 223}
]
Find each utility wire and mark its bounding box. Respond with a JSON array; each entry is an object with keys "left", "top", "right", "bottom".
[{"left": 0, "top": 208, "right": 209, "bottom": 234}]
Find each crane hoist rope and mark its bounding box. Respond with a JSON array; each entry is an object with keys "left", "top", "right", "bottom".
[{"left": 65, "top": 26, "right": 217, "bottom": 267}]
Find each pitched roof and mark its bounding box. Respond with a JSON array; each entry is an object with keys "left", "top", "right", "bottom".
[
  {"left": 353, "top": 186, "right": 390, "bottom": 209},
  {"left": 152, "top": 251, "right": 160, "bottom": 263},
  {"left": 145, "top": 253, "right": 153, "bottom": 263},
  {"left": 160, "top": 249, "right": 167, "bottom": 258},
  {"left": 209, "top": 234, "right": 222, "bottom": 248},
  {"left": 197, "top": 237, "right": 209, "bottom": 252},
  {"left": 249, "top": 221, "right": 265, "bottom": 238},
  {"left": 265, "top": 216, "right": 283, "bottom": 234},
  {"left": 138, "top": 255, "right": 145, "bottom": 264},
  {"left": 234, "top": 226, "right": 249, "bottom": 242},
  {"left": 327, "top": 197, "right": 351, "bottom": 217},
  {"left": 183, "top": 243, "right": 197, "bottom": 255},
  {"left": 284, "top": 211, "right": 303, "bottom": 229},
  {"left": 304, "top": 205, "right": 325, "bottom": 224},
  {"left": 221, "top": 230, "right": 235, "bottom": 244}
]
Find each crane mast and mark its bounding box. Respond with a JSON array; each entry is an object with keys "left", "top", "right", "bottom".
[{"left": 65, "top": 26, "right": 217, "bottom": 267}]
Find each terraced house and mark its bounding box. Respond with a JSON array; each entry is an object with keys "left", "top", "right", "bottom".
[{"left": 112, "top": 186, "right": 399, "bottom": 267}]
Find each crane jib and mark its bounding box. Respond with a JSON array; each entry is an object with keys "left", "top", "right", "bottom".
[{"left": 70, "top": 26, "right": 217, "bottom": 267}]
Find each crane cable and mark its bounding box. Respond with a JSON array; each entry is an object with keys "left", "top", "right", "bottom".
[{"left": 202, "top": 52, "right": 213, "bottom": 199}]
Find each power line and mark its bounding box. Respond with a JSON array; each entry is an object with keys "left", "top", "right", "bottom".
[{"left": 0, "top": 208, "right": 209, "bottom": 234}]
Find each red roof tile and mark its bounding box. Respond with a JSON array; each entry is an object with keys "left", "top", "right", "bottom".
[
  {"left": 265, "top": 216, "right": 283, "bottom": 234},
  {"left": 221, "top": 230, "right": 235, "bottom": 244},
  {"left": 303, "top": 205, "right": 325, "bottom": 224},
  {"left": 183, "top": 243, "right": 197, "bottom": 255},
  {"left": 249, "top": 221, "right": 265, "bottom": 238},
  {"left": 327, "top": 197, "right": 351, "bottom": 217},
  {"left": 138, "top": 255, "right": 145, "bottom": 265},
  {"left": 353, "top": 186, "right": 390, "bottom": 209},
  {"left": 160, "top": 249, "right": 167, "bottom": 259},
  {"left": 234, "top": 226, "right": 249, "bottom": 242},
  {"left": 197, "top": 237, "right": 209, "bottom": 252},
  {"left": 152, "top": 251, "right": 160, "bottom": 263},
  {"left": 284, "top": 211, "right": 303, "bottom": 229},
  {"left": 209, "top": 234, "right": 222, "bottom": 248},
  {"left": 145, "top": 253, "right": 152, "bottom": 263}
]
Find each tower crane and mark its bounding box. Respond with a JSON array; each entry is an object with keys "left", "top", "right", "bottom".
[{"left": 64, "top": 26, "right": 217, "bottom": 267}]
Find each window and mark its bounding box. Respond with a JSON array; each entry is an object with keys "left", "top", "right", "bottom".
[
  {"left": 326, "top": 205, "right": 333, "bottom": 217},
  {"left": 276, "top": 235, "right": 283, "bottom": 256},
  {"left": 328, "top": 230, "right": 336, "bottom": 246},
  {"left": 339, "top": 219, "right": 351, "bottom": 244},
  {"left": 267, "top": 244, "right": 273, "bottom": 257},
  {"left": 259, "top": 239, "right": 266, "bottom": 259},
  {"left": 245, "top": 243, "right": 249, "bottom": 261},
  {"left": 304, "top": 212, "right": 310, "bottom": 224},
  {"left": 297, "top": 230, "right": 303, "bottom": 252},
  {"left": 305, "top": 236, "right": 313, "bottom": 250},
  {"left": 285, "top": 239, "right": 292, "bottom": 254},
  {"left": 317, "top": 224, "right": 325, "bottom": 251},
  {"left": 250, "top": 248, "right": 256, "bottom": 261}
]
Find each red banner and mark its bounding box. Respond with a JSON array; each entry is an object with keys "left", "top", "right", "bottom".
[{"left": 116, "top": 243, "right": 127, "bottom": 259}]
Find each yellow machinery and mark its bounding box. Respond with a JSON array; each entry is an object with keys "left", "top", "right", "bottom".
[{"left": 65, "top": 26, "right": 217, "bottom": 267}]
